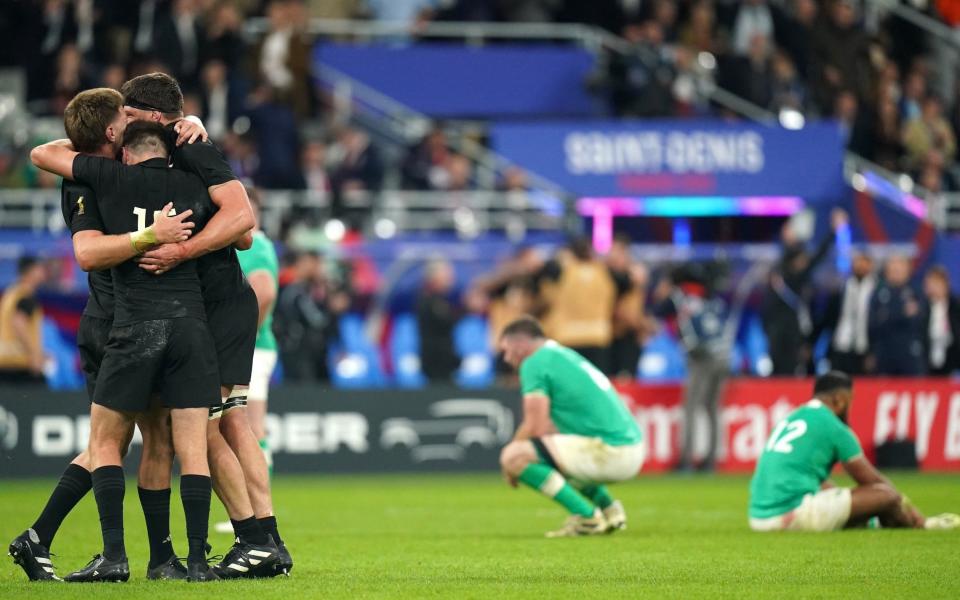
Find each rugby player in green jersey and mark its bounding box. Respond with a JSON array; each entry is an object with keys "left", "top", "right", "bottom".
[
  {"left": 749, "top": 371, "right": 959, "bottom": 532},
  {"left": 498, "top": 317, "right": 645, "bottom": 537}
]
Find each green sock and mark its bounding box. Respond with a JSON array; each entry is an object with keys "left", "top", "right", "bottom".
[
  {"left": 259, "top": 438, "right": 273, "bottom": 477},
  {"left": 518, "top": 463, "right": 595, "bottom": 517},
  {"left": 579, "top": 485, "right": 614, "bottom": 509}
]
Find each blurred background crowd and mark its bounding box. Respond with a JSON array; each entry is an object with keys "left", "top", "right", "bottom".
[{"left": 1, "top": 0, "right": 960, "bottom": 389}]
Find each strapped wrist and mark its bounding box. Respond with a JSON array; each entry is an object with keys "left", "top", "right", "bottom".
[{"left": 129, "top": 226, "right": 158, "bottom": 254}]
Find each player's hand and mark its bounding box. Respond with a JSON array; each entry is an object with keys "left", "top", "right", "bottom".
[
  {"left": 138, "top": 242, "right": 188, "bottom": 275},
  {"left": 503, "top": 470, "right": 519, "bottom": 488},
  {"left": 152, "top": 202, "right": 195, "bottom": 244},
  {"left": 174, "top": 118, "right": 208, "bottom": 145}
]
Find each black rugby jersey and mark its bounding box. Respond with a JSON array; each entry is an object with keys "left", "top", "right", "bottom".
[
  {"left": 60, "top": 179, "right": 115, "bottom": 319},
  {"left": 72, "top": 155, "right": 216, "bottom": 326}
]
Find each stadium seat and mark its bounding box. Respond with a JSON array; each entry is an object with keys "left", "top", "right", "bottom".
[
  {"left": 454, "top": 315, "right": 494, "bottom": 388},
  {"left": 41, "top": 318, "right": 83, "bottom": 391},
  {"left": 638, "top": 331, "right": 687, "bottom": 381},
  {"left": 390, "top": 313, "right": 427, "bottom": 388},
  {"left": 329, "top": 314, "right": 388, "bottom": 388}
]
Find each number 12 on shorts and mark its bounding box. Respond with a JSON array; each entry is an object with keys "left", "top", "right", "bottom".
[
  {"left": 133, "top": 206, "right": 176, "bottom": 231},
  {"left": 765, "top": 419, "right": 807, "bottom": 454}
]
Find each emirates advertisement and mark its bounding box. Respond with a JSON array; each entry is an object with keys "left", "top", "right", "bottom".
[{"left": 617, "top": 379, "right": 960, "bottom": 472}]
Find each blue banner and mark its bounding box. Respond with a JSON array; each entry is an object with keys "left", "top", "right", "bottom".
[
  {"left": 490, "top": 120, "right": 846, "bottom": 200},
  {"left": 314, "top": 43, "right": 596, "bottom": 118}
]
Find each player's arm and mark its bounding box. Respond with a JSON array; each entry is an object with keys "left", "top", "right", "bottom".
[
  {"left": 72, "top": 203, "right": 195, "bottom": 271},
  {"left": 29, "top": 139, "right": 79, "bottom": 180},
  {"left": 842, "top": 456, "right": 893, "bottom": 488},
  {"left": 247, "top": 270, "right": 277, "bottom": 328},
  {"left": 138, "top": 182, "right": 255, "bottom": 273},
  {"left": 514, "top": 392, "right": 555, "bottom": 441}
]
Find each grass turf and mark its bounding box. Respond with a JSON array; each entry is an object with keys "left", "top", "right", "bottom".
[{"left": 1, "top": 472, "right": 958, "bottom": 598}]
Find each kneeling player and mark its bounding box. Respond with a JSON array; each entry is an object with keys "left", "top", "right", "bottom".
[
  {"left": 498, "top": 317, "right": 644, "bottom": 537},
  {"left": 749, "top": 371, "right": 959, "bottom": 532}
]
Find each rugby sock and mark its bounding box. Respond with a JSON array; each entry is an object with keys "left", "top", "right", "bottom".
[
  {"left": 180, "top": 475, "right": 212, "bottom": 564},
  {"left": 91, "top": 466, "right": 126, "bottom": 560},
  {"left": 31, "top": 463, "right": 91, "bottom": 549},
  {"left": 259, "top": 438, "right": 273, "bottom": 476},
  {"left": 518, "top": 463, "right": 595, "bottom": 518},
  {"left": 138, "top": 487, "right": 175, "bottom": 568},
  {"left": 258, "top": 515, "right": 283, "bottom": 546},
  {"left": 579, "top": 485, "right": 615, "bottom": 510},
  {"left": 232, "top": 516, "right": 269, "bottom": 545}
]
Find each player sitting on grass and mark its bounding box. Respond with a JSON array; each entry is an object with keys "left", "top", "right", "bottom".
[
  {"left": 498, "top": 317, "right": 645, "bottom": 537},
  {"left": 749, "top": 370, "right": 960, "bottom": 532}
]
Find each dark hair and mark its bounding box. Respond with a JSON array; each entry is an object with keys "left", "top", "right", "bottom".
[
  {"left": 63, "top": 88, "right": 124, "bottom": 153},
  {"left": 568, "top": 237, "right": 594, "bottom": 261},
  {"left": 120, "top": 72, "right": 184, "bottom": 118},
  {"left": 813, "top": 371, "right": 853, "bottom": 396},
  {"left": 926, "top": 264, "right": 950, "bottom": 285},
  {"left": 17, "top": 255, "right": 39, "bottom": 276},
  {"left": 500, "top": 316, "right": 545, "bottom": 339},
  {"left": 122, "top": 120, "right": 172, "bottom": 158}
]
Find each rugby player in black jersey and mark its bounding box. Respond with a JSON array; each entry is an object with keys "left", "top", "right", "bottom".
[
  {"left": 121, "top": 73, "right": 292, "bottom": 577},
  {"left": 9, "top": 89, "right": 196, "bottom": 582},
  {"left": 34, "top": 87, "right": 282, "bottom": 580},
  {"left": 30, "top": 118, "right": 263, "bottom": 582}
]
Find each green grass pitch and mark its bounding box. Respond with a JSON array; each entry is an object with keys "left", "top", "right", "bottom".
[{"left": 1, "top": 472, "right": 958, "bottom": 598}]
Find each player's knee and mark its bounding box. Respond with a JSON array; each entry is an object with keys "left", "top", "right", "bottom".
[
  {"left": 499, "top": 441, "right": 533, "bottom": 475},
  {"left": 878, "top": 485, "right": 902, "bottom": 510}
]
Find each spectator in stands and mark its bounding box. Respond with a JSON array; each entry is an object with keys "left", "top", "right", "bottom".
[
  {"left": 606, "top": 20, "right": 675, "bottom": 118},
  {"left": 921, "top": 265, "right": 960, "bottom": 376},
  {"left": 772, "top": 0, "right": 817, "bottom": 78},
  {"left": 328, "top": 126, "right": 384, "bottom": 217},
  {"left": 762, "top": 209, "right": 847, "bottom": 376},
  {"left": 899, "top": 70, "right": 926, "bottom": 123},
  {"left": 607, "top": 236, "right": 653, "bottom": 379},
  {"left": 769, "top": 51, "right": 807, "bottom": 113},
  {"left": 902, "top": 95, "right": 957, "bottom": 172},
  {"left": 154, "top": 0, "right": 205, "bottom": 91},
  {"left": 672, "top": 46, "right": 713, "bottom": 116},
  {"left": 868, "top": 256, "right": 926, "bottom": 376},
  {"left": 50, "top": 44, "right": 94, "bottom": 116},
  {"left": 401, "top": 125, "right": 450, "bottom": 190},
  {"left": 679, "top": 1, "right": 721, "bottom": 55},
  {"left": 252, "top": 0, "right": 314, "bottom": 118},
  {"left": 810, "top": 0, "right": 872, "bottom": 114},
  {"left": 362, "top": 0, "right": 437, "bottom": 33},
  {"left": 274, "top": 251, "right": 350, "bottom": 382},
  {"left": 539, "top": 238, "right": 624, "bottom": 373},
  {"left": 247, "top": 85, "right": 306, "bottom": 189},
  {"left": 732, "top": 0, "right": 774, "bottom": 57},
  {"left": 834, "top": 90, "right": 871, "bottom": 156},
  {"left": 307, "top": 0, "right": 363, "bottom": 20},
  {"left": 653, "top": 262, "right": 729, "bottom": 472},
  {"left": 302, "top": 139, "right": 331, "bottom": 195},
  {"left": 496, "top": 0, "right": 560, "bottom": 23},
  {"left": 819, "top": 251, "right": 877, "bottom": 375},
  {"left": 0, "top": 256, "right": 47, "bottom": 384},
  {"left": 443, "top": 154, "right": 473, "bottom": 192},
  {"left": 651, "top": 0, "right": 679, "bottom": 42},
  {"left": 204, "top": 1, "right": 246, "bottom": 69},
  {"left": 870, "top": 96, "right": 905, "bottom": 170},
  {"left": 199, "top": 59, "right": 244, "bottom": 142},
  {"left": 417, "top": 259, "right": 460, "bottom": 382},
  {"left": 722, "top": 33, "right": 774, "bottom": 110}
]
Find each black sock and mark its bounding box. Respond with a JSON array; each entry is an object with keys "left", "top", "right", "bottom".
[
  {"left": 31, "top": 463, "right": 91, "bottom": 549},
  {"left": 180, "top": 475, "right": 211, "bottom": 564},
  {"left": 232, "top": 516, "right": 268, "bottom": 545},
  {"left": 258, "top": 515, "right": 282, "bottom": 546},
  {"left": 91, "top": 466, "right": 125, "bottom": 560},
  {"left": 138, "top": 487, "right": 175, "bottom": 568}
]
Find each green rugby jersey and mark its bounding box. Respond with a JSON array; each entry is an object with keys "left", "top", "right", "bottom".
[
  {"left": 749, "top": 400, "right": 863, "bottom": 518},
  {"left": 236, "top": 231, "right": 279, "bottom": 352},
  {"left": 519, "top": 341, "right": 642, "bottom": 446}
]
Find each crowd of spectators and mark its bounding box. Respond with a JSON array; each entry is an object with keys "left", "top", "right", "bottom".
[{"left": 5, "top": 0, "right": 960, "bottom": 204}]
